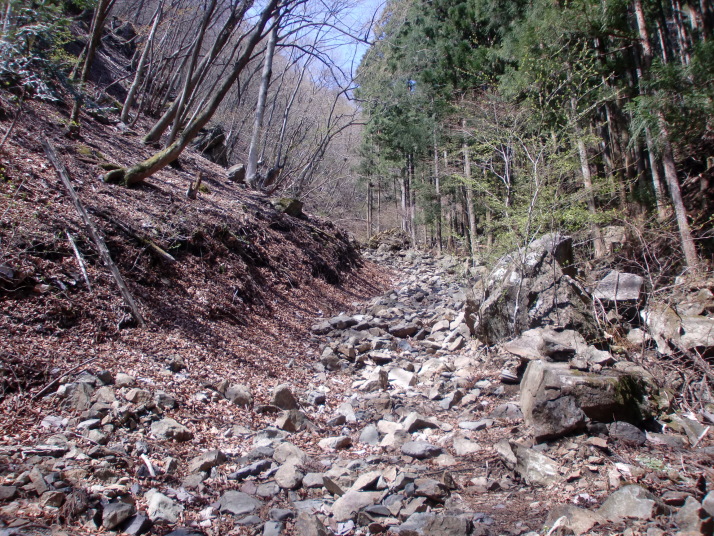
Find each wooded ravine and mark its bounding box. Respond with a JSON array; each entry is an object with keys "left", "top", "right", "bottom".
[{"left": 0, "top": 0, "right": 713, "bottom": 535}]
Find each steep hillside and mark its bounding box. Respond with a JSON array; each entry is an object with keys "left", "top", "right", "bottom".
[{"left": 0, "top": 92, "right": 388, "bottom": 410}]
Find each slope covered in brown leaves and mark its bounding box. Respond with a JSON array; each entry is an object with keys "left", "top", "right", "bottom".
[{"left": 0, "top": 94, "right": 390, "bottom": 426}]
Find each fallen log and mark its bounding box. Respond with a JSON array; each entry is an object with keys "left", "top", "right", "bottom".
[{"left": 41, "top": 136, "right": 146, "bottom": 328}]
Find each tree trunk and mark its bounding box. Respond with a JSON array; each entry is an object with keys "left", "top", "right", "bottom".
[
  {"left": 167, "top": 0, "right": 218, "bottom": 146},
  {"left": 121, "top": 4, "right": 162, "bottom": 124},
  {"left": 105, "top": 0, "right": 278, "bottom": 186},
  {"left": 433, "top": 130, "right": 442, "bottom": 252},
  {"left": 463, "top": 120, "right": 477, "bottom": 264},
  {"left": 658, "top": 115, "right": 699, "bottom": 269},
  {"left": 143, "top": 2, "right": 249, "bottom": 144},
  {"left": 247, "top": 16, "right": 279, "bottom": 188}
]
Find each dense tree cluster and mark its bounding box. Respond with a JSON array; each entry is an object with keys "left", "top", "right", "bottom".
[
  {"left": 0, "top": 0, "right": 368, "bottom": 210},
  {"left": 357, "top": 0, "right": 713, "bottom": 269}
]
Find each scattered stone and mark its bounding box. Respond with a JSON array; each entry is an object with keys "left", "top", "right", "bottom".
[
  {"left": 146, "top": 490, "right": 184, "bottom": 523},
  {"left": 401, "top": 441, "right": 442, "bottom": 460},
  {"left": 0, "top": 486, "right": 18, "bottom": 501},
  {"left": 188, "top": 450, "right": 226, "bottom": 473},
  {"left": 331, "top": 491, "right": 382, "bottom": 522},
  {"left": 544, "top": 505, "right": 604, "bottom": 536},
  {"left": 597, "top": 485, "right": 663, "bottom": 522},
  {"left": 219, "top": 491, "right": 263, "bottom": 516},
  {"left": 151, "top": 418, "right": 193, "bottom": 441},
  {"left": 609, "top": 421, "right": 646, "bottom": 446},
  {"left": 593, "top": 271, "right": 644, "bottom": 302},
  {"left": 275, "top": 463, "right": 304, "bottom": 490},
  {"left": 403, "top": 412, "right": 439, "bottom": 433},
  {"left": 40, "top": 490, "right": 66, "bottom": 508},
  {"left": 319, "top": 436, "right": 352, "bottom": 450},
  {"left": 103, "top": 501, "right": 136, "bottom": 529},
  {"left": 115, "top": 373, "right": 136, "bottom": 387},
  {"left": 275, "top": 409, "right": 308, "bottom": 432},
  {"left": 294, "top": 512, "right": 331, "bottom": 536},
  {"left": 272, "top": 384, "right": 300, "bottom": 410},
  {"left": 495, "top": 440, "right": 560, "bottom": 486},
  {"left": 392, "top": 512, "right": 471, "bottom": 536},
  {"left": 226, "top": 384, "right": 253, "bottom": 406}
]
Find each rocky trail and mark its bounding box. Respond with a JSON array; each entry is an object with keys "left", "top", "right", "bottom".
[{"left": 2, "top": 231, "right": 714, "bottom": 536}]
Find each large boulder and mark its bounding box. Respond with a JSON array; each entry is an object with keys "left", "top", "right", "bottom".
[
  {"left": 193, "top": 126, "right": 228, "bottom": 166},
  {"left": 520, "top": 360, "right": 654, "bottom": 442},
  {"left": 472, "top": 233, "right": 594, "bottom": 344}
]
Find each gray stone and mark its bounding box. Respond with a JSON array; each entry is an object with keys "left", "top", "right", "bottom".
[
  {"left": 495, "top": 440, "right": 560, "bottom": 486},
  {"left": 597, "top": 485, "right": 663, "bottom": 522},
  {"left": 275, "top": 410, "right": 308, "bottom": 432},
  {"left": 270, "top": 508, "right": 295, "bottom": 522},
  {"left": 219, "top": 491, "right": 263, "bottom": 516},
  {"left": 57, "top": 382, "right": 93, "bottom": 411},
  {"left": 294, "top": 512, "right": 330, "bottom": 536},
  {"left": 123, "top": 514, "right": 152, "bottom": 536},
  {"left": 154, "top": 390, "right": 177, "bottom": 410},
  {"left": 188, "top": 450, "right": 226, "bottom": 473},
  {"left": 544, "top": 505, "right": 604, "bottom": 536},
  {"left": 504, "top": 328, "right": 587, "bottom": 362},
  {"left": 307, "top": 391, "right": 326, "bottom": 406},
  {"left": 641, "top": 302, "right": 681, "bottom": 355},
  {"left": 151, "top": 418, "right": 193, "bottom": 441},
  {"left": 703, "top": 492, "right": 714, "bottom": 518},
  {"left": 331, "top": 491, "right": 382, "bottom": 522},
  {"left": 40, "top": 490, "right": 66, "bottom": 508},
  {"left": 609, "top": 421, "right": 646, "bottom": 446},
  {"left": 675, "top": 496, "right": 713, "bottom": 534},
  {"left": 389, "top": 322, "right": 419, "bottom": 338},
  {"left": 489, "top": 402, "right": 523, "bottom": 420},
  {"left": 115, "top": 373, "right": 136, "bottom": 387},
  {"left": 263, "top": 521, "right": 283, "bottom": 536},
  {"left": 389, "top": 369, "right": 417, "bottom": 389},
  {"left": 103, "top": 501, "right": 136, "bottom": 530},
  {"left": 319, "top": 436, "right": 352, "bottom": 450},
  {"left": 359, "top": 424, "right": 380, "bottom": 445},
  {"left": 256, "top": 482, "right": 281, "bottom": 498},
  {"left": 414, "top": 478, "right": 449, "bottom": 501},
  {"left": 402, "top": 412, "right": 438, "bottom": 433},
  {"left": 226, "top": 384, "right": 253, "bottom": 406},
  {"left": 681, "top": 315, "right": 714, "bottom": 351},
  {"left": 458, "top": 419, "right": 492, "bottom": 431},
  {"left": 273, "top": 442, "right": 307, "bottom": 464},
  {"left": 593, "top": 271, "right": 644, "bottom": 302},
  {"left": 392, "top": 512, "right": 471, "bottom": 536},
  {"left": 229, "top": 459, "right": 272, "bottom": 480},
  {"left": 272, "top": 384, "right": 299, "bottom": 410},
  {"left": 275, "top": 463, "right": 304, "bottom": 490},
  {"left": 473, "top": 233, "right": 595, "bottom": 345},
  {"left": 227, "top": 163, "right": 246, "bottom": 183},
  {"left": 520, "top": 360, "right": 653, "bottom": 442},
  {"left": 453, "top": 436, "right": 481, "bottom": 456},
  {"left": 350, "top": 471, "right": 382, "bottom": 492},
  {"left": 0, "top": 486, "right": 17, "bottom": 500},
  {"left": 146, "top": 490, "right": 184, "bottom": 523},
  {"left": 126, "top": 388, "right": 151, "bottom": 404},
  {"left": 400, "top": 441, "right": 442, "bottom": 460},
  {"left": 302, "top": 473, "right": 325, "bottom": 489},
  {"left": 439, "top": 390, "right": 463, "bottom": 410}
]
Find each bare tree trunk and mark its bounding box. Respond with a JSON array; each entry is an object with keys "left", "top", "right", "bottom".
[
  {"left": 463, "top": 119, "right": 477, "bottom": 264},
  {"left": 433, "top": 130, "right": 442, "bottom": 252},
  {"left": 167, "top": 0, "right": 217, "bottom": 146},
  {"left": 659, "top": 116, "right": 699, "bottom": 269},
  {"left": 104, "top": 0, "right": 278, "bottom": 186},
  {"left": 247, "top": 16, "right": 279, "bottom": 188},
  {"left": 121, "top": 3, "right": 162, "bottom": 124},
  {"left": 143, "top": 2, "right": 248, "bottom": 144}
]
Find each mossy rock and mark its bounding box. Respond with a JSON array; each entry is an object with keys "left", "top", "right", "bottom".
[{"left": 273, "top": 198, "right": 304, "bottom": 218}]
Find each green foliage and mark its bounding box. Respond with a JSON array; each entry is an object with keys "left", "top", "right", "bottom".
[{"left": 0, "top": 0, "right": 74, "bottom": 98}]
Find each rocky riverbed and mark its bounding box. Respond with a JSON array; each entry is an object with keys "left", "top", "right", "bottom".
[{"left": 1, "top": 238, "right": 713, "bottom": 536}]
